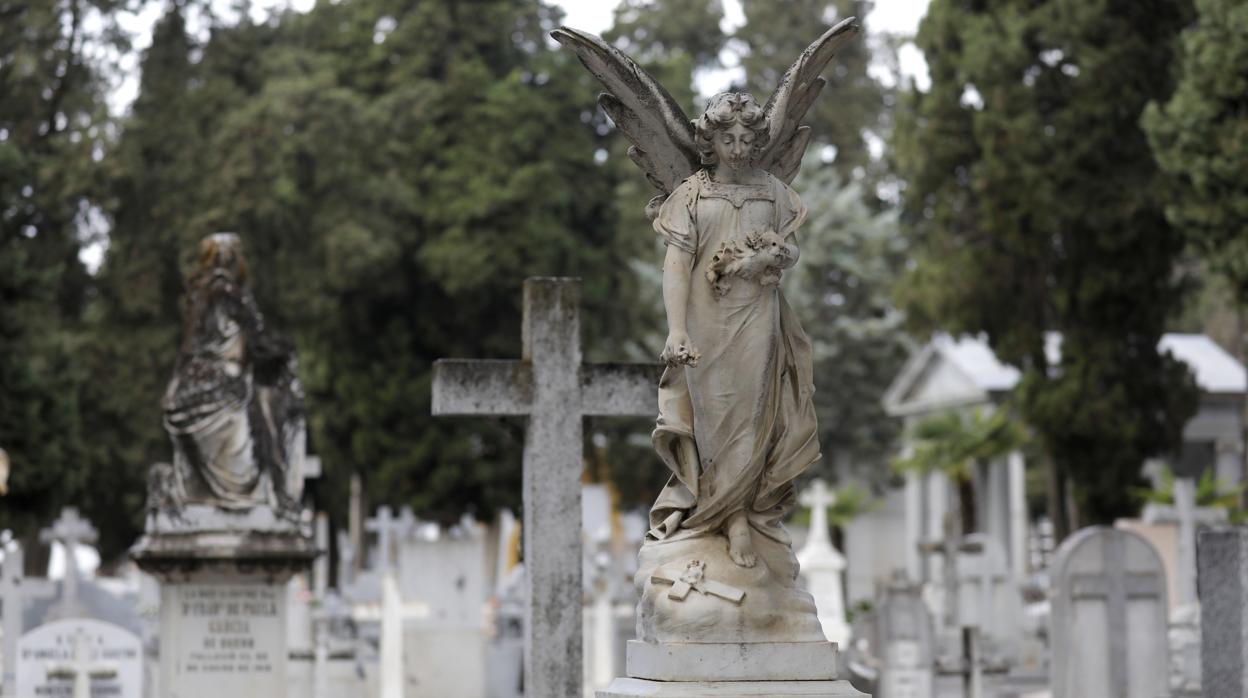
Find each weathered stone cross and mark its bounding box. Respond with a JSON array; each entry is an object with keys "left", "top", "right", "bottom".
[
  {"left": 432, "top": 277, "right": 660, "bottom": 697},
  {"left": 1, "top": 544, "right": 55, "bottom": 697},
  {"left": 39, "top": 508, "right": 98, "bottom": 620},
  {"left": 45, "top": 626, "right": 117, "bottom": 698}
]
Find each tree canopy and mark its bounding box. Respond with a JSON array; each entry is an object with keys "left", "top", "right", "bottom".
[
  {"left": 894, "top": 0, "right": 1200, "bottom": 529},
  {"left": 1143, "top": 0, "right": 1248, "bottom": 304}
]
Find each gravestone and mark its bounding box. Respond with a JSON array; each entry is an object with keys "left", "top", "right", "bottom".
[
  {"left": 1197, "top": 526, "right": 1248, "bottom": 698},
  {"left": 397, "top": 516, "right": 488, "bottom": 697},
  {"left": 16, "top": 618, "right": 142, "bottom": 698},
  {"left": 130, "top": 233, "right": 316, "bottom": 698},
  {"left": 2, "top": 545, "right": 55, "bottom": 698},
  {"left": 487, "top": 565, "right": 525, "bottom": 698},
  {"left": 432, "top": 277, "right": 659, "bottom": 697},
  {"left": 797, "top": 480, "right": 851, "bottom": 647},
  {"left": 875, "top": 579, "right": 935, "bottom": 698},
  {"left": 955, "top": 533, "right": 1021, "bottom": 669},
  {"left": 1050, "top": 527, "right": 1168, "bottom": 698}
]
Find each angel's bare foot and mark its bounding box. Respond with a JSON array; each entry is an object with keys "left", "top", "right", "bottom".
[{"left": 727, "top": 511, "right": 756, "bottom": 567}]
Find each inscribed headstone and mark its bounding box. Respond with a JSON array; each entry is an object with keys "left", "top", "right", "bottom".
[
  {"left": 1050, "top": 527, "right": 1168, "bottom": 698},
  {"left": 16, "top": 618, "right": 141, "bottom": 698},
  {"left": 875, "top": 580, "right": 934, "bottom": 698},
  {"left": 955, "top": 533, "right": 1022, "bottom": 666},
  {"left": 159, "top": 583, "right": 286, "bottom": 698}
]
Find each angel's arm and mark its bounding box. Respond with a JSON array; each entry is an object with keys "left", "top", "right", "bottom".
[
  {"left": 663, "top": 245, "right": 694, "bottom": 337},
  {"left": 775, "top": 180, "right": 807, "bottom": 270}
]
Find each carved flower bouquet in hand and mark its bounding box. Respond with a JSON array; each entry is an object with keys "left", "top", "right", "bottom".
[{"left": 705, "top": 229, "right": 788, "bottom": 296}]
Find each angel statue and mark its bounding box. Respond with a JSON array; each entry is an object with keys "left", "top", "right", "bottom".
[
  {"left": 159, "top": 233, "right": 307, "bottom": 518},
  {"left": 555, "top": 19, "right": 860, "bottom": 648}
]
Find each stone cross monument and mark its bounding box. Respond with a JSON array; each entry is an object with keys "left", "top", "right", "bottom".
[
  {"left": 797, "top": 480, "right": 851, "bottom": 647},
  {"left": 556, "top": 17, "right": 868, "bottom": 697},
  {"left": 432, "top": 276, "right": 660, "bottom": 697},
  {"left": 131, "top": 233, "right": 315, "bottom": 698},
  {"left": 40, "top": 508, "right": 97, "bottom": 620}
]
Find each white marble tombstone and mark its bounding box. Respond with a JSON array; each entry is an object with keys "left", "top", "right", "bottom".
[
  {"left": 875, "top": 580, "right": 935, "bottom": 698},
  {"left": 798, "top": 480, "right": 851, "bottom": 647},
  {"left": 955, "top": 533, "right": 1022, "bottom": 668},
  {"left": 1051, "top": 527, "right": 1169, "bottom": 698},
  {"left": 17, "top": 618, "right": 142, "bottom": 698},
  {"left": 396, "top": 516, "right": 488, "bottom": 698}
]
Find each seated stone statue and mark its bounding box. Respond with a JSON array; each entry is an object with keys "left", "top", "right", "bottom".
[{"left": 158, "top": 232, "right": 305, "bottom": 516}]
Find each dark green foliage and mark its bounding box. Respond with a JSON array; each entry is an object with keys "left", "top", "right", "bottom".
[
  {"left": 1144, "top": 0, "right": 1248, "bottom": 303},
  {"left": 894, "top": 0, "right": 1200, "bottom": 525},
  {"left": 737, "top": 0, "right": 889, "bottom": 181},
  {"left": 78, "top": 5, "right": 200, "bottom": 557},
  {"left": 0, "top": 1, "right": 128, "bottom": 543},
  {"left": 784, "top": 162, "right": 911, "bottom": 483},
  {"left": 81, "top": 0, "right": 660, "bottom": 544}
]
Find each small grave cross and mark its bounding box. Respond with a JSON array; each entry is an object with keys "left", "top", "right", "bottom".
[
  {"left": 2, "top": 545, "right": 55, "bottom": 697},
  {"left": 39, "top": 508, "right": 97, "bottom": 620},
  {"left": 800, "top": 480, "right": 837, "bottom": 550},
  {"left": 45, "top": 627, "right": 116, "bottom": 698},
  {"left": 365, "top": 505, "right": 408, "bottom": 578},
  {"left": 432, "top": 277, "right": 660, "bottom": 698}
]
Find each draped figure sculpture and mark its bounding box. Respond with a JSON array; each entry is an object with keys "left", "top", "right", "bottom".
[
  {"left": 159, "top": 233, "right": 306, "bottom": 517},
  {"left": 555, "top": 19, "right": 859, "bottom": 645}
]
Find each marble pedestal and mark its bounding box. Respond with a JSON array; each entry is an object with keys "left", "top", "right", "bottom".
[
  {"left": 598, "top": 640, "right": 868, "bottom": 698},
  {"left": 132, "top": 506, "right": 316, "bottom": 698}
]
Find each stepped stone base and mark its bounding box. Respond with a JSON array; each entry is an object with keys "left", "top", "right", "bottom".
[
  {"left": 597, "top": 678, "right": 868, "bottom": 697},
  {"left": 601, "top": 640, "right": 869, "bottom": 697},
  {"left": 626, "top": 640, "right": 839, "bottom": 682}
]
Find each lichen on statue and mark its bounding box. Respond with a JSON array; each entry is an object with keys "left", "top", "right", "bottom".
[{"left": 159, "top": 233, "right": 306, "bottom": 517}]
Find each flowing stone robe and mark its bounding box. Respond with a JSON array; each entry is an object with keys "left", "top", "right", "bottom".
[
  {"left": 637, "top": 169, "right": 825, "bottom": 644},
  {"left": 649, "top": 169, "right": 820, "bottom": 543}
]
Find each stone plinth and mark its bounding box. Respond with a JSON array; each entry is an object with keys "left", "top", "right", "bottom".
[
  {"left": 599, "top": 678, "right": 867, "bottom": 697},
  {"left": 600, "top": 640, "right": 866, "bottom": 697},
  {"left": 626, "top": 640, "right": 838, "bottom": 682},
  {"left": 1197, "top": 526, "right": 1248, "bottom": 698},
  {"left": 132, "top": 506, "right": 316, "bottom": 698}
]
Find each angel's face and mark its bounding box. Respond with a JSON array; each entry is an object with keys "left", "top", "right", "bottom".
[{"left": 712, "top": 122, "right": 756, "bottom": 172}]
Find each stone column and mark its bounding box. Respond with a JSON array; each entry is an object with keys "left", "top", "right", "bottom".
[
  {"left": 1174, "top": 477, "right": 1199, "bottom": 608},
  {"left": 1197, "top": 526, "right": 1248, "bottom": 697},
  {"left": 903, "top": 463, "right": 922, "bottom": 582},
  {"left": 1007, "top": 450, "right": 1028, "bottom": 581}
]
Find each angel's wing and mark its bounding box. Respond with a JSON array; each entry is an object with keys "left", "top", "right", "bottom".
[
  {"left": 551, "top": 27, "right": 699, "bottom": 200},
  {"left": 757, "top": 18, "right": 861, "bottom": 184}
]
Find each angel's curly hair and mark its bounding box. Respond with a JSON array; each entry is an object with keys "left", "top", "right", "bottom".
[{"left": 694, "top": 92, "right": 770, "bottom": 166}]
